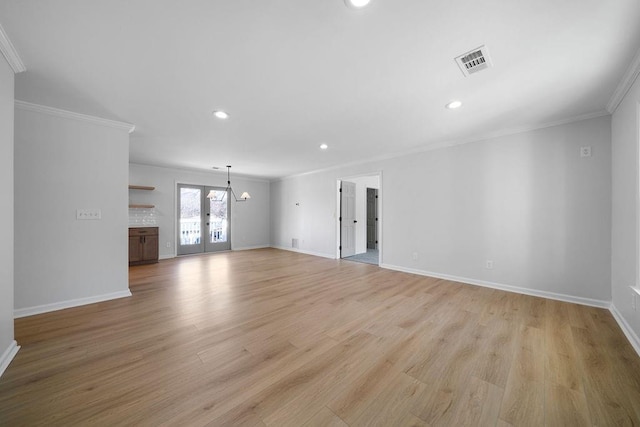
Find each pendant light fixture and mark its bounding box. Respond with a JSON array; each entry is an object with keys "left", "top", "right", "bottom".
[{"left": 207, "top": 165, "right": 251, "bottom": 202}]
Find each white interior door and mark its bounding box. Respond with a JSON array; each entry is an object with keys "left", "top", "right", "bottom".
[{"left": 341, "top": 181, "right": 356, "bottom": 258}]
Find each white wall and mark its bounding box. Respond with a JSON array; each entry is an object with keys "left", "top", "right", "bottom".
[
  {"left": 272, "top": 116, "right": 612, "bottom": 303},
  {"left": 0, "top": 54, "right": 16, "bottom": 369},
  {"left": 129, "top": 163, "right": 270, "bottom": 257},
  {"left": 611, "top": 74, "right": 640, "bottom": 346},
  {"left": 14, "top": 106, "right": 131, "bottom": 314},
  {"left": 341, "top": 175, "right": 379, "bottom": 255}
]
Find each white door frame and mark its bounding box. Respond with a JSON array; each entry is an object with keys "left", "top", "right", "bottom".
[{"left": 336, "top": 171, "right": 383, "bottom": 262}]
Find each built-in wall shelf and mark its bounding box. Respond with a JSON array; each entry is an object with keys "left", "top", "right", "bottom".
[
  {"left": 129, "top": 185, "right": 155, "bottom": 191},
  {"left": 129, "top": 185, "right": 155, "bottom": 209}
]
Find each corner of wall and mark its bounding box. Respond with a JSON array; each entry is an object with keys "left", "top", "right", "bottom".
[
  {"left": 0, "top": 340, "right": 19, "bottom": 378},
  {"left": 609, "top": 303, "right": 640, "bottom": 356}
]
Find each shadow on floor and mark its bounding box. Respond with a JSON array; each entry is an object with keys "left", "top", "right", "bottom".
[{"left": 343, "top": 248, "right": 379, "bottom": 266}]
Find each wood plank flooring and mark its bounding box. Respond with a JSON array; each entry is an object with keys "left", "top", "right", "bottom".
[{"left": 1, "top": 248, "right": 639, "bottom": 426}]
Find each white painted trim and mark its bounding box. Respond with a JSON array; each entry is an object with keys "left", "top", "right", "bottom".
[
  {"left": 0, "top": 340, "right": 20, "bottom": 378},
  {"left": 129, "top": 162, "right": 271, "bottom": 183},
  {"left": 607, "top": 47, "right": 640, "bottom": 114},
  {"left": 14, "top": 290, "right": 132, "bottom": 318},
  {"left": 15, "top": 100, "right": 136, "bottom": 133},
  {"left": 275, "top": 110, "right": 610, "bottom": 182},
  {"left": 380, "top": 263, "right": 610, "bottom": 309},
  {"left": 233, "top": 245, "right": 271, "bottom": 251},
  {"left": 636, "top": 101, "right": 640, "bottom": 308},
  {"left": 0, "top": 23, "right": 26, "bottom": 73},
  {"left": 609, "top": 303, "right": 640, "bottom": 357},
  {"left": 271, "top": 246, "right": 336, "bottom": 260}
]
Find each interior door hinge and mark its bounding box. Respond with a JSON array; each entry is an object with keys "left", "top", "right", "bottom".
[
  {"left": 339, "top": 217, "right": 342, "bottom": 221},
  {"left": 339, "top": 188, "right": 342, "bottom": 193},
  {"left": 339, "top": 245, "right": 342, "bottom": 250}
]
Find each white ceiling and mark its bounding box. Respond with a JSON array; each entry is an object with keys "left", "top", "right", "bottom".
[{"left": 1, "top": 0, "right": 639, "bottom": 179}]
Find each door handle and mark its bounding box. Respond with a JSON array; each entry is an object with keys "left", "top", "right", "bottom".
[{"left": 206, "top": 223, "right": 210, "bottom": 226}]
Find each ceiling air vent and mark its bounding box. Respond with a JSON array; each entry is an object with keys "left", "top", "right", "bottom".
[{"left": 455, "top": 46, "right": 492, "bottom": 77}]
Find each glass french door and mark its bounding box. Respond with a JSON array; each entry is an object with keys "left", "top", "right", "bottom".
[{"left": 177, "top": 184, "right": 231, "bottom": 255}]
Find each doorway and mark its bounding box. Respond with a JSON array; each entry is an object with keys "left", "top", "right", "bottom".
[
  {"left": 177, "top": 184, "right": 231, "bottom": 255},
  {"left": 338, "top": 174, "right": 381, "bottom": 265},
  {"left": 366, "top": 188, "right": 378, "bottom": 250}
]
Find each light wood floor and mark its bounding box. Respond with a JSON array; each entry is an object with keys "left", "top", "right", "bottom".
[{"left": 1, "top": 248, "right": 639, "bottom": 426}]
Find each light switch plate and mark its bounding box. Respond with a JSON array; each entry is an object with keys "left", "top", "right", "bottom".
[{"left": 77, "top": 209, "right": 102, "bottom": 220}]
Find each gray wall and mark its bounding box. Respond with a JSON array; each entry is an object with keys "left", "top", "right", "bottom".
[
  {"left": 129, "top": 163, "right": 271, "bottom": 257},
  {"left": 14, "top": 106, "right": 130, "bottom": 313},
  {"left": 612, "top": 74, "right": 640, "bottom": 342},
  {"left": 272, "top": 115, "right": 612, "bottom": 303},
  {"left": 0, "top": 53, "right": 15, "bottom": 362}
]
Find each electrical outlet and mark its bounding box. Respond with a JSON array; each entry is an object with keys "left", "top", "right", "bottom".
[
  {"left": 166, "top": 242, "right": 171, "bottom": 248},
  {"left": 412, "top": 252, "right": 418, "bottom": 261},
  {"left": 76, "top": 209, "right": 102, "bottom": 220},
  {"left": 580, "top": 146, "right": 592, "bottom": 157},
  {"left": 486, "top": 260, "right": 494, "bottom": 269}
]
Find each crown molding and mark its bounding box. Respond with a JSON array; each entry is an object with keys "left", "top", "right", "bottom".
[
  {"left": 128, "top": 162, "right": 271, "bottom": 183},
  {"left": 607, "top": 47, "right": 640, "bottom": 114},
  {"left": 426, "top": 110, "right": 610, "bottom": 152},
  {"left": 15, "top": 100, "right": 135, "bottom": 133},
  {"left": 0, "top": 23, "right": 26, "bottom": 73},
  {"left": 275, "top": 109, "right": 610, "bottom": 182}
]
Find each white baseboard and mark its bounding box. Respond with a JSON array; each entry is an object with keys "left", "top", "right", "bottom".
[
  {"left": 271, "top": 246, "right": 336, "bottom": 260},
  {"left": 233, "top": 245, "right": 271, "bottom": 251},
  {"left": 380, "top": 263, "right": 610, "bottom": 309},
  {"left": 158, "top": 246, "right": 270, "bottom": 259},
  {"left": 609, "top": 304, "right": 640, "bottom": 357},
  {"left": 0, "top": 340, "right": 20, "bottom": 378},
  {"left": 14, "top": 290, "right": 132, "bottom": 318}
]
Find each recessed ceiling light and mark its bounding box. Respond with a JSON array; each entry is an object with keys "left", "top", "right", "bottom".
[
  {"left": 213, "top": 110, "right": 229, "bottom": 119},
  {"left": 345, "top": 0, "right": 371, "bottom": 9},
  {"left": 320, "top": 143, "right": 329, "bottom": 150},
  {"left": 445, "top": 100, "right": 462, "bottom": 109}
]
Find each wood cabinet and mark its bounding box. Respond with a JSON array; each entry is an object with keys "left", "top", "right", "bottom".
[{"left": 129, "top": 227, "right": 159, "bottom": 266}]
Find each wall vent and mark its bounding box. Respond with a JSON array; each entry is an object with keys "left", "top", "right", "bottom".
[{"left": 455, "top": 45, "right": 492, "bottom": 77}]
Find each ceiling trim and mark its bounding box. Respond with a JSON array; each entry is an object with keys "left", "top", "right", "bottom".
[
  {"left": 606, "top": 47, "right": 640, "bottom": 114},
  {"left": 128, "top": 162, "right": 271, "bottom": 183},
  {"left": 15, "top": 100, "right": 136, "bottom": 133},
  {"left": 0, "top": 23, "right": 26, "bottom": 73},
  {"left": 276, "top": 109, "right": 610, "bottom": 182}
]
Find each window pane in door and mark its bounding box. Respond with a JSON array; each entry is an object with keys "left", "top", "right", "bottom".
[
  {"left": 180, "top": 187, "right": 201, "bottom": 245},
  {"left": 208, "top": 190, "right": 228, "bottom": 243}
]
